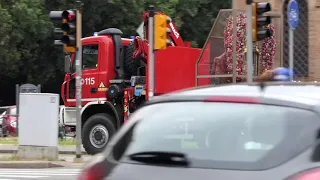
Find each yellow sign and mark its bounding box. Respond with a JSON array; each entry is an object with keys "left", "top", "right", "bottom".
[{"left": 98, "top": 82, "right": 108, "bottom": 91}]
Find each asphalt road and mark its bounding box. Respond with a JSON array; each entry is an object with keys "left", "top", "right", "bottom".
[{"left": 0, "top": 167, "right": 81, "bottom": 180}]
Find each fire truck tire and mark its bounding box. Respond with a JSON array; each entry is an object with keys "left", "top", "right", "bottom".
[
  {"left": 82, "top": 113, "right": 116, "bottom": 155},
  {"left": 124, "top": 41, "right": 141, "bottom": 76}
]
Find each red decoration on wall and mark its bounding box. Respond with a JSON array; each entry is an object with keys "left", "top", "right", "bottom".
[{"left": 223, "top": 12, "right": 276, "bottom": 82}]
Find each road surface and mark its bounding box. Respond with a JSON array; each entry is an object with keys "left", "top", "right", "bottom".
[
  {"left": 0, "top": 145, "right": 86, "bottom": 154},
  {"left": 0, "top": 167, "right": 80, "bottom": 180}
]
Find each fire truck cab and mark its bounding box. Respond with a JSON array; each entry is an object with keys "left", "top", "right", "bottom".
[{"left": 61, "top": 27, "right": 203, "bottom": 155}]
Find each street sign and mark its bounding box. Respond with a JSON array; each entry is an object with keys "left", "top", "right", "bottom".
[
  {"left": 288, "top": 0, "right": 299, "bottom": 30},
  {"left": 136, "top": 22, "right": 144, "bottom": 39}
]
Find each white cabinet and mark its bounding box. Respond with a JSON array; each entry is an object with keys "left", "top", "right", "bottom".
[{"left": 19, "top": 93, "right": 59, "bottom": 147}]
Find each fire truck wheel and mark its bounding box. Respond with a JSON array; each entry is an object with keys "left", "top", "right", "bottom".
[
  {"left": 124, "top": 41, "right": 141, "bottom": 76},
  {"left": 82, "top": 113, "right": 116, "bottom": 155}
]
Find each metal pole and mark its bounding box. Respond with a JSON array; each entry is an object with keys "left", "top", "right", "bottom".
[
  {"left": 232, "top": 10, "right": 237, "bottom": 83},
  {"left": 232, "top": 0, "right": 236, "bottom": 9},
  {"left": 37, "top": 84, "right": 41, "bottom": 93},
  {"left": 246, "top": 2, "right": 253, "bottom": 83},
  {"left": 75, "top": 1, "right": 83, "bottom": 160},
  {"left": 15, "top": 84, "right": 19, "bottom": 137},
  {"left": 148, "top": 5, "right": 155, "bottom": 99},
  {"left": 289, "top": 29, "right": 294, "bottom": 81}
]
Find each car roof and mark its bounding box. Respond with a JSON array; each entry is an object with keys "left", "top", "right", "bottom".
[
  {"left": 177, "top": 83, "right": 320, "bottom": 98},
  {"left": 146, "top": 82, "right": 320, "bottom": 112}
]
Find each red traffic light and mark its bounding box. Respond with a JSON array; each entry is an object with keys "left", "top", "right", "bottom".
[
  {"left": 62, "top": 10, "right": 76, "bottom": 21},
  {"left": 61, "top": 10, "right": 76, "bottom": 33},
  {"left": 50, "top": 9, "right": 78, "bottom": 50}
]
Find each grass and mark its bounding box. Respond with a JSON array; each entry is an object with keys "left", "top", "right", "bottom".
[
  {"left": 0, "top": 154, "right": 20, "bottom": 161},
  {"left": 0, "top": 137, "right": 76, "bottom": 146},
  {"left": 0, "top": 154, "right": 27, "bottom": 161}
]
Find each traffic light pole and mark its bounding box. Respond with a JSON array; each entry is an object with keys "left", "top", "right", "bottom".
[
  {"left": 148, "top": 5, "right": 155, "bottom": 99},
  {"left": 289, "top": 28, "right": 294, "bottom": 81},
  {"left": 246, "top": 0, "right": 254, "bottom": 83},
  {"left": 49, "top": 3, "right": 83, "bottom": 161},
  {"left": 74, "top": 1, "right": 83, "bottom": 162}
]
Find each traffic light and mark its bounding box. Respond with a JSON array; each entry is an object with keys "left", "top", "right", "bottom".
[
  {"left": 154, "top": 14, "right": 171, "bottom": 50},
  {"left": 61, "top": 10, "right": 77, "bottom": 48},
  {"left": 252, "top": 2, "right": 272, "bottom": 41},
  {"left": 49, "top": 11, "right": 64, "bottom": 45},
  {"left": 49, "top": 10, "right": 77, "bottom": 53}
]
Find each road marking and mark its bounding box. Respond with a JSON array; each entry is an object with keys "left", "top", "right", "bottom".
[
  {"left": 0, "top": 175, "right": 48, "bottom": 178},
  {"left": 0, "top": 173, "right": 77, "bottom": 176},
  {"left": 0, "top": 169, "right": 81, "bottom": 172},
  {"left": 0, "top": 168, "right": 81, "bottom": 179}
]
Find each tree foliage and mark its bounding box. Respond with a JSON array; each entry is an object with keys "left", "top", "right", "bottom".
[{"left": 0, "top": 0, "right": 231, "bottom": 105}]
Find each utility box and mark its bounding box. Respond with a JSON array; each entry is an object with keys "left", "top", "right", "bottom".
[{"left": 18, "top": 93, "right": 59, "bottom": 160}]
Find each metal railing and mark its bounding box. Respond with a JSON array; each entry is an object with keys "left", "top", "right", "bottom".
[{"left": 196, "top": 9, "right": 281, "bottom": 86}]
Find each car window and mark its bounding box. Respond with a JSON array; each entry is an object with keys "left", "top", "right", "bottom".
[{"left": 120, "top": 102, "right": 319, "bottom": 170}]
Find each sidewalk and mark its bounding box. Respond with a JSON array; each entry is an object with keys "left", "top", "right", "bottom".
[
  {"left": 0, "top": 145, "right": 87, "bottom": 155},
  {"left": 0, "top": 153, "right": 92, "bottom": 168}
]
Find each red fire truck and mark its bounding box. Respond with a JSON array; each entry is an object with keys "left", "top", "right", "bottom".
[{"left": 60, "top": 12, "right": 212, "bottom": 155}]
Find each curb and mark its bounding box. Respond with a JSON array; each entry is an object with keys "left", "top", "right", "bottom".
[
  {"left": 0, "top": 161, "right": 64, "bottom": 168},
  {"left": 0, "top": 149, "right": 87, "bottom": 155}
]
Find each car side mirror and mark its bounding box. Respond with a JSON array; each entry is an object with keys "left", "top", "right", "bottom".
[{"left": 64, "top": 55, "right": 71, "bottom": 73}]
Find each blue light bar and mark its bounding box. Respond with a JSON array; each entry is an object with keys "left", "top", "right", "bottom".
[{"left": 93, "top": 32, "right": 98, "bottom": 36}]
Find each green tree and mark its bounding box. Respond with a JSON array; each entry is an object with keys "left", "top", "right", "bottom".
[
  {"left": 0, "top": 4, "right": 15, "bottom": 78},
  {"left": 0, "top": 0, "right": 63, "bottom": 105},
  {"left": 177, "top": 0, "right": 232, "bottom": 47},
  {"left": 0, "top": 0, "right": 232, "bottom": 105}
]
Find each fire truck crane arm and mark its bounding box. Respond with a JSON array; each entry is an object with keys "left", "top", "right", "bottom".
[{"left": 133, "top": 11, "right": 188, "bottom": 63}]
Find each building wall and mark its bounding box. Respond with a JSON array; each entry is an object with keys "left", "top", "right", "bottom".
[
  {"left": 234, "top": 0, "right": 320, "bottom": 80},
  {"left": 308, "top": 0, "right": 320, "bottom": 80}
]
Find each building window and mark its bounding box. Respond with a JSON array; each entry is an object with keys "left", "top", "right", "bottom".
[
  {"left": 82, "top": 44, "right": 99, "bottom": 69},
  {"left": 283, "top": 0, "right": 309, "bottom": 77}
]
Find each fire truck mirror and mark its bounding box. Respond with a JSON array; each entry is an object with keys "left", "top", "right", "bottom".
[{"left": 64, "top": 54, "right": 71, "bottom": 73}]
